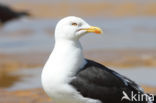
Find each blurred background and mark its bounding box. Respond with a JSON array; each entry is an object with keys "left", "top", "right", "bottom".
[{"left": 0, "top": 0, "right": 156, "bottom": 103}]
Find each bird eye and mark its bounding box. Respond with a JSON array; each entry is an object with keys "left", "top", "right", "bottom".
[{"left": 72, "top": 22, "right": 78, "bottom": 26}]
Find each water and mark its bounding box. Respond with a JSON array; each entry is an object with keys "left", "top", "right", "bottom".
[
  {"left": 7, "top": 68, "right": 42, "bottom": 91},
  {"left": 115, "top": 68, "right": 156, "bottom": 86},
  {"left": 0, "top": 15, "right": 156, "bottom": 91},
  {"left": 0, "top": 17, "right": 156, "bottom": 53},
  {"left": 6, "top": 67, "right": 156, "bottom": 91}
]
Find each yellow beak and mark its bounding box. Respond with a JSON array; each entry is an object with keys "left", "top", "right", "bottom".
[{"left": 82, "top": 26, "right": 103, "bottom": 34}]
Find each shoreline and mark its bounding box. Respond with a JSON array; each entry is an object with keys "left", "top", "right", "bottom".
[
  {"left": 0, "top": 49, "right": 156, "bottom": 71},
  {"left": 0, "top": 85, "right": 156, "bottom": 103}
]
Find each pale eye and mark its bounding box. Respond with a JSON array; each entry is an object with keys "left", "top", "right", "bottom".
[{"left": 72, "top": 22, "right": 78, "bottom": 26}]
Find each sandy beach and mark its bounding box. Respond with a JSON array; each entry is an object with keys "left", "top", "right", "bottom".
[
  {"left": 12, "top": 2, "right": 156, "bottom": 18},
  {"left": 0, "top": 0, "right": 156, "bottom": 102}
]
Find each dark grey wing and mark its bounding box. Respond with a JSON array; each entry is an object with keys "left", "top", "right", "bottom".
[{"left": 70, "top": 59, "right": 147, "bottom": 103}]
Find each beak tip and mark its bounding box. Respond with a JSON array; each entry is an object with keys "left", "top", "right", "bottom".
[
  {"left": 90, "top": 26, "right": 103, "bottom": 34},
  {"left": 95, "top": 28, "right": 103, "bottom": 34}
]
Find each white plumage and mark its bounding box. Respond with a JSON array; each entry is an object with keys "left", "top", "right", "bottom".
[
  {"left": 41, "top": 16, "right": 102, "bottom": 103},
  {"left": 41, "top": 16, "right": 154, "bottom": 103}
]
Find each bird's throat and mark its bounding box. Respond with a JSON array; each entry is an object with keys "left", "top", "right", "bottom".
[{"left": 43, "top": 40, "right": 86, "bottom": 80}]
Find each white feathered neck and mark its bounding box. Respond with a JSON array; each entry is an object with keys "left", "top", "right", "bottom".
[{"left": 42, "top": 39, "right": 86, "bottom": 89}]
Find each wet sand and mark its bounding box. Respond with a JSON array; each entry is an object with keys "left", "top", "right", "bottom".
[
  {"left": 0, "top": 88, "right": 52, "bottom": 103},
  {"left": 0, "top": 0, "right": 156, "bottom": 102},
  {"left": 0, "top": 49, "right": 156, "bottom": 90},
  {"left": 85, "top": 49, "right": 156, "bottom": 68},
  {"left": 0, "top": 1, "right": 155, "bottom": 18},
  {"left": 11, "top": 2, "right": 156, "bottom": 18},
  {"left": 0, "top": 86, "right": 155, "bottom": 103},
  {"left": 0, "top": 49, "right": 155, "bottom": 72}
]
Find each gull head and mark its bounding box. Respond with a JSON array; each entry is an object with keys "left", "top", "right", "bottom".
[{"left": 55, "top": 16, "right": 102, "bottom": 41}]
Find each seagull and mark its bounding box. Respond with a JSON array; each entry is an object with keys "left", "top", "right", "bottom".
[
  {"left": 0, "top": 4, "right": 29, "bottom": 24},
  {"left": 41, "top": 16, "right": 155, "bottom": 103}
]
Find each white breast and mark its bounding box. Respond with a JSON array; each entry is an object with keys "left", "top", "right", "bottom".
[{"left": 41, "top": 40, "right": 101, "bottom": 103}]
